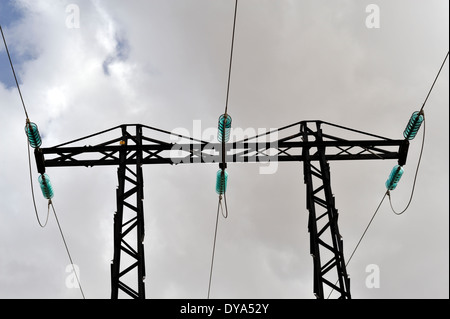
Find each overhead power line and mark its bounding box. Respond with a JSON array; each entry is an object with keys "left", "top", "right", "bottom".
[
  {"left": 329, "top": 50, "right": 448, "bottom": 298},
  {"left": 420, "top": 51, "right": 449, "bottom": 112},
  {"left": 224, "top": 0, "right": 238, "bottom": 116},
  {"left": 27, "top": 141, "right": 49, "bottom": 228},
  {"left": 0, "top": 24, "right": 29, "bottom": 119},
  {"left": 388, "top": 115, "right": 426, "bottom": 215},
  {"left": 1, "top": 24, "right": 85, "bottom": 299},
  {"left": 208, "top": 0, "right": 238, "bottom": 299},
  {"left": 386, "top": 50, "right": 448, "bottom": 214},
  {"left": 207, "top": 194, "right": 227, "bottom": 299},
  {"left": 49, "top": 201, "right": 85, "bottom": 299}
]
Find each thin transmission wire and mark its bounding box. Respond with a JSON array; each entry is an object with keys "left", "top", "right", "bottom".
[
  {"left": 0, "top": 25, "right": 29, "bottom": 119},
  {"left": 224, "top": 0, "right": 238, "bottom": 116},
  {"left": 50, "top": 201, "right": 86, "bottom": 299},
  {"left": 387, "top": 51, "right": 447, "bottom": 214},
  {"left": 2, "top": 24, "right": 85, "bottom": 299},
  {"left": 2, "top": 25, "right": 49, "bottom": 227},
  {"left": 387, "top": 51, "right": 448, "bottom": 214},
  {"left": 208, "top": 0, "right": 238, "bottom": 298},
  {"left": 207, "top": 197, "right": 222, "bottom": 299},
  {"left": 327, "top": 191, "right": 388, "bottom": 299},
  {"left": 388, "top": 116, "right": 426, "bottom": 215},
  {"left": 344, "top": 192, "right": 388, "bottom": 269},
  {"left": 420, "top": 51, "right": 449, "bottom": 112},
  {"left": 3, "top": 25, "right": 55, "bottom": 232},
  {"left": 328, "top": 51, "right": 447, "bottom": 299},
  {"left": 27, "top": 141, "right": 49, "bottom": 228}
]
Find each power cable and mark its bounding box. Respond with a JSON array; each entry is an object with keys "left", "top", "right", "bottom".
[
  {"left": 27, "top": 141, "right": 49, "bottom": 228},
  {"left": 221, "top": 193, "right": 229, "bottom": 219},
  {"left": 328, "top": 51, "right": 447, "bottom": 298},
  {"left": 420, "top": 51, "right": 449, "bottom": 112},
  {"left": 2, "top": 24, "right": 85, "bottom": 299},
  {"left": 2, "top": 25, "right": 46, "bottom": 226},
  {"left": 329, "top": 114, "right": 425, "bottom": 298},
  {"left": 388, "top": 115, "right": 426, "bottom": 215},
  {"left": 50, "top": 200, "right": 86, "bottom": 299},
  {"left": 207, "top": 196, "right": 222, "bottom": 299},
  {"left": 386, "top": 51, "right": 447, "bottom": 214},
  {"left": 327, "top": 191, "right": 388, "bottom": 299},
  {"left": 344, "top": 192, "right": 388, "bottom": 271},
  {"left": 224, "top": 0, "right": 238, "bottom": 116},
  {"left": 0, "top": 24, "right": 29, "bottom": 119},
  {"left": 208, "top": 1, "right": 238, "bottom": 298}
]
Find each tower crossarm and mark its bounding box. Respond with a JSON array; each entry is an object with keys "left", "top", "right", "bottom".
[{"left": 39, "top": 121, "right": 409, "bottom": 168}]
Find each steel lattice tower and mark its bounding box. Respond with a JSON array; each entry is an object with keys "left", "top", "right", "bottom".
[{"left": 35, "top": 120, "right": 409, "bottom": 299}]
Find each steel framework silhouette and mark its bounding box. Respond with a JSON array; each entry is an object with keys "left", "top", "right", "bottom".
[{"left": 35, "top": 120, "right": 409, "bottom": 299}]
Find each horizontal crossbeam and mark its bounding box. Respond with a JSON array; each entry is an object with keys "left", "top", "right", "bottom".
[{"left": 41, "top": 140, "right": 407, "bottom": 167}]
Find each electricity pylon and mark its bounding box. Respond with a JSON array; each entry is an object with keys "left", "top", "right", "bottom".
[{"left": 35, "top": 120, "right": 409, "bottom": 299}]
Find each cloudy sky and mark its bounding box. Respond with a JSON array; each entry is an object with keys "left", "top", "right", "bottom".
[{"left": 0, "top": 0, "right": 448, "bottom": 299}]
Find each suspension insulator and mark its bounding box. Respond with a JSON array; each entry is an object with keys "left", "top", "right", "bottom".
[
  {"left": 385, "top": 165, "right": 404, "bottom": 191},
  {"left": 25, "top": 122, "right": 42, "bottom": 148},
  {"left": 218, "top": 114, "right": 232, "bottom": 143},
  {"left": 38, "top": 173, "right": 54, "bottom": 200},
  {"left": 403, "top": 111, "right": 424, "bottom": 140},
  {"left": 216, "top": 169, "right": 228, "bottom": 195}
]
